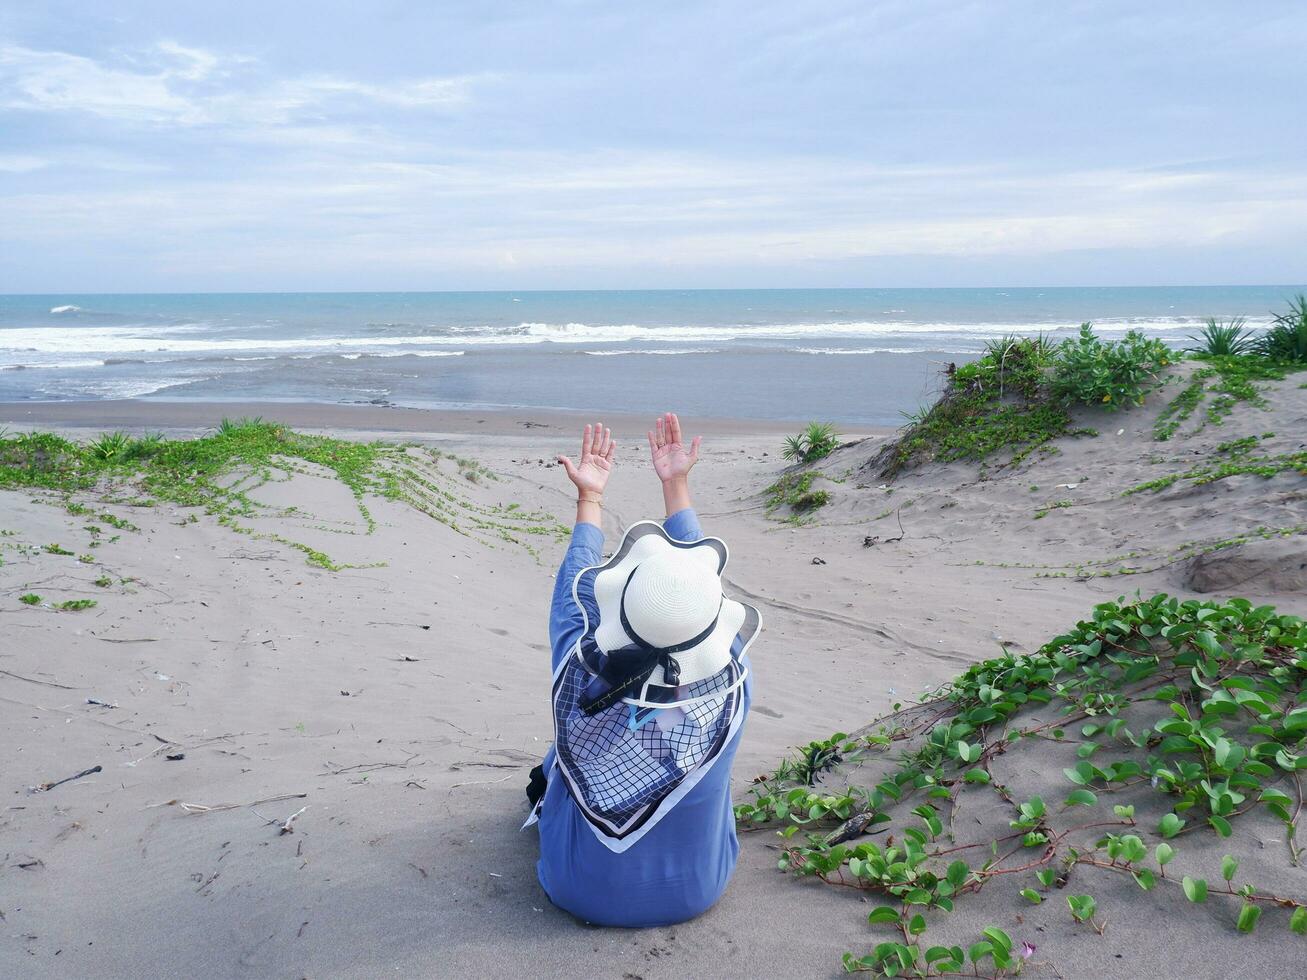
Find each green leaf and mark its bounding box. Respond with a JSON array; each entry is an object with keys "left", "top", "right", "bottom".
[
  {"left": 1155, "top": 842, "right": 1175, "bottom": 866},
  {"left": 867, "top": 906, "right": 901, "bottom": 925},
  {"left": 1209, "top": 814, "right": 1233, "bottom": 838},
  {"left": 1020, "top": 888, "right": 1043, "bottom": 904},
  {"left": 1067, "top": 894, "right": 1097, "bottom": 923},
  {"left": 924, "top": 946, "right": 957, "bottom": 967},
  {"left": 1182, "top": 876, "right": 1208, "bottom": 903},
  {"left": 1158, "top": 813, "right": 1185, "bottom": 838},
  {"left": 968, "top": 940, "right": 994, "bottom": 965},
  {"left": 1237, "top": 903, "right": 1262, "bottom": 934},
  {"left": 947, "top": 860, "right": 968, "bottom": 887},
  {"left": 955, "top": 740, "right": 980, "bottom": 763},
  {"left": 1063, "top": 765, "right": 1089, "bottom": 785},
  {"left": 981, "top": 927, "right": 1012, "bottom": 955},
  {"left": 1064, "top": 788, "right": 1097, "bottom": 807},
  {"left": 963, "top": 767, "right": 991, "bottom": 784},
  {"left": 908, "top": 913, "right": 927, "bottom": 936},
  {"left": 1221, "top": 854, "right": 1238, "bottom": 881},
  {"left": 1290, "top": 906, "right": 1307, "bottom": 936}
]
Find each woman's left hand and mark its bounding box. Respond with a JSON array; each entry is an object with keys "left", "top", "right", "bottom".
[{"left": 557, "top": 421, "right": 615, "bottom": 497}]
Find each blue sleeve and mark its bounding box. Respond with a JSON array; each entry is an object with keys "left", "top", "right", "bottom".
[
  {"left": 663, "top": 507, "right": 702, "bottom": 543},
  {"left": 549, "top": 522, "right": 604, "bottom": 673}
]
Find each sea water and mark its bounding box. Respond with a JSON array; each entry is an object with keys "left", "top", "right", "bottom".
[{"left": 0, "top": 286, "right": 1300, "bottom": 424}]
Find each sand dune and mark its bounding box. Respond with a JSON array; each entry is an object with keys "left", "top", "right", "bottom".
[{"left": 1, "top": 379, "right": 1304, "bottom": 978}]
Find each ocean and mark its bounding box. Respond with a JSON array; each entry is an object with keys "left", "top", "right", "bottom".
[{"left": 0, "top": 286, "right": 1300, "bottom": 425}]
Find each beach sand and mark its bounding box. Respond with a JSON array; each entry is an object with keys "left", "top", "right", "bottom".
[{"left": 2, "top": 384, "right": 1304, "bottom": 978}]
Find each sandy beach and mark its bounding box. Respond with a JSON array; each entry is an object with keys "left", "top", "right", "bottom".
[{"left": 2, "top": 376, "right": 1305, "bottom": 978}]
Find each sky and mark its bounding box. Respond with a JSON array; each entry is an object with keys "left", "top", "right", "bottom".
[{"left": 1, "top": 1, "right": 1305, "bottom": 292}]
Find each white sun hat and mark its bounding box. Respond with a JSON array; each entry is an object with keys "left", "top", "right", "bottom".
[{"left": 589, "top": 521, "right": 754, "bottom": 692}]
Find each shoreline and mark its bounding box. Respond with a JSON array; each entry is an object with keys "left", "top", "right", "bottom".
[{"left": 0, "top": 398, "right": 894, "bottom": 439}]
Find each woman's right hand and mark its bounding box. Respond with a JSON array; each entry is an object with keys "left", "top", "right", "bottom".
[{"left": 647, "top": 412, "right": 701, "bottom": 484}]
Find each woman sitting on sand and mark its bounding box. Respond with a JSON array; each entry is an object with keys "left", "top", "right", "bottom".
[{"left": 525, "top": 413, "right": 761, "bottom": 927}]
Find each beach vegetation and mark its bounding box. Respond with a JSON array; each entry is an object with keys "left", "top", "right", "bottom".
[
  {"left": 765, "top": 470, "right": 831, "bottom": 520},
  {"left": 1188, "top": 317, "right": 1256, "bottom": 357},
  {"left": 783, "top": 422, "right": 841, "bottom": 464},
  {"left": 0, "top": 421, "right": 566, "bottom": 568},
  {"left": 1149, "top": 353, "right": 1300, "bottom": 440},
  {"left": 1259, "top": 294, "right": 1307, "bottom": 363},
  {"left": 876, "top": 324, "right": 1165, "bottom": 476},
  {"left": 737, "top": 594, "right": 1307, "bottom": 976},
  {"left": 93, "top": 575, "right": 112, "bottom": 587},
  {"left": 1126, "top": 442, "right": 1306, "bottom": 495},
  {"left": 56, "top": 598, "right": 97, "bottom": 611},
  {"left": 19, "top": 593, "right": 41, "bottom": 605},
  {"left": 89, "top": 431, "right": 135, "bottom": 462},
  {"left": 42, "top": 542, "right": 74, "bottom": 555}
]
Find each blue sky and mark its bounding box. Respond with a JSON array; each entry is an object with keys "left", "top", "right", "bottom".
[{"left": 1, "top": 1, "right": 1304, "bottom": 292}]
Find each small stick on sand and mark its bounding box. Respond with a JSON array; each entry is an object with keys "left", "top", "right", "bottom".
[
  {"left": 449, "top": 772, "right": 515, "bottom": 790},
  {"left": 149, "top": 792, "right": 307, "bottom": 815},
  {"left": 1, "top": 668, "right": 79, "bottom": 690},
  {"left": 38, "top": 765, "right": 102, "bottom": 791}
]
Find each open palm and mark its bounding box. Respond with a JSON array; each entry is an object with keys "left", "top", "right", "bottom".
[
  {"left": 557, "top": 421, "right": 615, "bottom": 495},
  {"left": 647, "top": 412, "right": 701, "bottom": 482}
]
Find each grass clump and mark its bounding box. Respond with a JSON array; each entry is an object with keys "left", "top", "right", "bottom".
[
  {"left": 783, "top": 422, "right": 841, "bottom": 464},
  {"left": 1259, "top": 294, "right": 1307, "bottom": 363},
  {"left": 765, "top": 471, "right": 830, "bottom": 519},
  {"left": 1189, "top": 317, "right": 1256, "bottom": 357},
  {"left": 19, "top": 593, "right": 41, "bottom": 605},
  {"left": 877, "top": 324, "right": 1163, "bottom": 476},
  {"left": 736, "top": 594, "right": 1307, "bottom": 976}
]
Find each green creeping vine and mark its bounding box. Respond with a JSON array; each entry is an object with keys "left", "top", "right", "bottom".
[
  {"left": 1128, "top": 430, "right": 1307, "bottom": 495},
  {"left": 735, "top": 595, "right": 1307, "bottom": 977},
  {"left": 1152, "top": 355, "right": 1303, "bottom": 441},
  {"left": 0, "top": 422, "right": 567, "bottom": 569}
]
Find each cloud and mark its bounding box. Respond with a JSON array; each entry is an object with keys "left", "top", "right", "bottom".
[
  {"left": 0, "top": 41, "right": 482, "bottom": 127},
  {"left": 0, "top": 153, "right": 48, "bottom": 172},
  {"left": 0, "top": 43, "right": 200, "bottom": 123}
]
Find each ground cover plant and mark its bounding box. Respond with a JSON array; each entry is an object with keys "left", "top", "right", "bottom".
[
  {"left": 1128, "top": 432, "right": 1307, "bottom": 496},
  {"left": 874, "top": 324, "right": 1168, "bottom": 477},
  {"left": 0, "top": 420, "right": 565, "bottom": 569},
  {"left": 735, "top": 594, "right": 1307, "bottom": 976},
  {"left": 784, "top": 422, "right": 842, "bottom": 464},
  {"left": 765, "top": 470, "right": 831, "bottom": 521},
  {"left": 1152, "top": 355, "right": 1301, "bottom": 441}
]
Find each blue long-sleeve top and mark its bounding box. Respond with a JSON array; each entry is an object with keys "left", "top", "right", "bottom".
[{"left": 536, "top": 507, "right": 752, "bottom": 927}]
